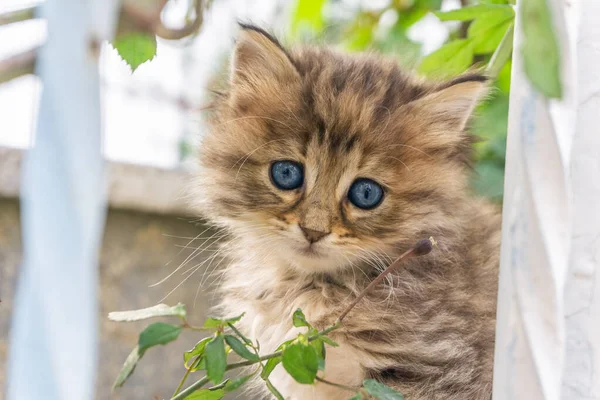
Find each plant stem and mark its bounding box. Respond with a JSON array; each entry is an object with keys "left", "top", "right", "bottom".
[
  {"left": 486, "top": 23, "right": 514, "bottom": 79},
  {"left": 170, "top": 376, "right": 210, "bottom": 400},
  {"left": 172, "top": 354, "right": 201, "bottom": 397},
  {"left": 228, "top": 322, "right": 253, "bottom": 346},
  {"left": 337, "top": 238, "right": 433, "bottom": 322},
  {"left": 316, "top": 376, "right": 359, "bottom": 392}
]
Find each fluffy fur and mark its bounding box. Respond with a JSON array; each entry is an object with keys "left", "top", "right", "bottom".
[{"left": 191, "top": 24, "right": 501, "bottom": 400}]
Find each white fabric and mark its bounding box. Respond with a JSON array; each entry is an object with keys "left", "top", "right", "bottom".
[
  {"left": 493, "top": 0, "right": 600, "bottom": 399},
  {"left": 6, "top": 1, "right": 118, "bottom": 399}
]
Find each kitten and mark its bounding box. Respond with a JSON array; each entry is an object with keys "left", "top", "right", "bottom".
[{"left": 192, "top": 24, "right": 501, "bottom": 400}]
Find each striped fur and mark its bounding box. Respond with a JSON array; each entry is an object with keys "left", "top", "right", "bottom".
[{"left": 191, "top": 24, "right": 501, "bottom": 400}]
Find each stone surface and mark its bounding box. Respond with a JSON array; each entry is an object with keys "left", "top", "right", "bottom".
[{"left": 0, "top": 197, "right": 247, "bottom": 399}]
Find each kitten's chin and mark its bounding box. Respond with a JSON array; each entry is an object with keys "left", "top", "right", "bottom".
[{"left": 280, "top": 244, "right": 346, "bottom": 273}]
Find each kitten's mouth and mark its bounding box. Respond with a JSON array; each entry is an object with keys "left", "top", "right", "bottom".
[{"left": 296, "top": 244, "right": 323, "bottom": 258}]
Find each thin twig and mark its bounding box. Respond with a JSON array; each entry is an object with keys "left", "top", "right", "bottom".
[
  {"left": 121, "top": 0, "right": 205, "bottom": 41},
  {"left": 171, "top": 375, "right": 210, "bottom": 400},
  {"left": 0, "top": 5, "right": 36, "bottom": 26},
  {"left": 0, "top": 48, "right": 37, "bottom": 85},
  {"left": 337, "top": 238, "right": 434, "bottom": 322},
  {"left": 316, "top": 376, "right": 360, "bottom": 392},
  {"left": 172, "top": 354, "right": 201, "bottom": 397},
  {"left": 156, "top": 0, "right": 204, "bottom": 40}
]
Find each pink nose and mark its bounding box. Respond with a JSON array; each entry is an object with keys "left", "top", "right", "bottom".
[{"left": 300, "top": 226, "right": 329, "bottom": 243}]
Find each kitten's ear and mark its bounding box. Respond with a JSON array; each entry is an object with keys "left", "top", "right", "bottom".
[
  {"left": 231, "top": 24, "right": 298, "bottom": 86},
  {"left": 408, "top": 74, "right": 488, "bottom": 130}
]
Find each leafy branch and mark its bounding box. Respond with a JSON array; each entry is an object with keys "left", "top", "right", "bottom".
[
  {"left": 0, "top": 0, "right": 211, "bottom": 82},
  {"left": 109, "top": 238, "right": 436, "bottom": 400}
]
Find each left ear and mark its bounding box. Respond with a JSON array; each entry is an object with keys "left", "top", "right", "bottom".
[{"left": 407, "top": 74, "right": 488, "bottom": 131}]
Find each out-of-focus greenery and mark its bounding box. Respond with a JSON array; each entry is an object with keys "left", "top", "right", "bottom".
[
  {"left": 107, "top": 0, "right": 561, "bottom": 202},
  {"left": 289, "top": 0, "right": 514, "bottom": 202}
]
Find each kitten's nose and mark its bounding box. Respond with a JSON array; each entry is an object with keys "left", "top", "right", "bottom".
[{"left": 300, "top": 226, "right": 329, "bottom": 243}]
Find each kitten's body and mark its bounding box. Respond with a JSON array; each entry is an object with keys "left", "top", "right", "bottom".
[{"left": 194, "top": 25, "right": 501, "bottom": 399}]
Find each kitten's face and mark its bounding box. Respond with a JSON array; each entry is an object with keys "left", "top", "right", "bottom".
[{"left": 195, "top": 26, "right": 485, "bottom": 273}]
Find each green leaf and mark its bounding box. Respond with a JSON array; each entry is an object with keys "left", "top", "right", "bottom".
[
  {"left": 472, "top": 161, "right": 506, "bottom": 202},
  {"left": 291, "top": 0, "right": 327, "bottom": 36},
  {"left": 496, "top": 59, "right": 512, "bottom": 94},
  {"left": 480, "top": 0, "right": 511, "bottom": 4},
  {"left": 345, "top": 18, "right": 374, "bottom": 52},
  {"left": 108, "top": 303, "right": 186, "bottom": 322},
  {"left": 266, "top": 379, "right": 285, "bottom": 400},
  {"left": 419, "top": 39, "right": 474, "bottom": 77},
  {"left": 184, "top": 337, "right": 212, "bottom": 367},
  {"left": 138, "top": 322, "right": 182, "bottom": 353},
  {"left": 112, "top": 345, "right": 141, "bottom": 389},
  {"left": 311, "top": 338, "right": 326, "bottom": 371},
  {"left": 282, "top": 342, "right": 319, "bottom": 384},
  {"left": 413, "top": 0, "right": 443, "bottom": 9},
  {"left": 224, "top": 374, "right": 252, "bottom": 392},
  {"left": 292, "top": 308, "right": 311, "bottom": 328},
  {"left": 111, "top": 33, "right": 157, "bottom": 72},
  {"left": 376, "top": 24, "right": 422, "bottom": 67},
  {"left": 225, "top": 335, "right": 259, "bottom": 361},
  {"left": 362, "top": 379, "right": 404, "bottom": 400},
  {"left": 348, "top": 395, "right": 364, "bottom": 400},
  {"left": 520, "top": 0, "right": 562, "bottom": 98},
  {"left": 203, "top": 313, "right": 245, "bottom": 329},
  {"left": 261, "top": 356, "right": 282, "bottom": 379},
  {"left": 434, "top": 4, "right": 510, "bottom": 21},
  {"left": 183, "top": 389, "right": 225, "bottom": 400},
  {"left": 467, "top": 9, "right": 514, "bottom": 54},
  {"left": 205, "top": 335, "right": 227, "bottom": 384}
]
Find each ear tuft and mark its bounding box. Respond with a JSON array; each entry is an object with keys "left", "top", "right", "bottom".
[
  {"left": 408, "top": 73, "right": 488, "bottom": 130},
  {"left": 231, "top": 23, "right": 298, "bottom": 86}
]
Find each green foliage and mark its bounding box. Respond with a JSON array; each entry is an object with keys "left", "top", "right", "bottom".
[
  {"left": 225, "top": 334, "right": 259, "bottom": 361},
  {"left": 282, "top": 342, "right": 319, "bottom": 384},
  {"left": 291, "top": 0, "right": 327, "bottom": 37},
  {"left": 205, "top": 334, "right": 227, "bottom": 383},
  {"left": 138, "top": 322, "right": 183, "bottom": 353},
  {"left": 265, "top": 379, "right": 285, "bottom": 399},
  {"left": 112, "top": 345, "right": 141, "bottom": 389},
  {"left": 363, "top": 379, "right": 405, "bottom": 399},
  {"left": 183, "top": 389, "right": 225, "bottom": 399},
  {"left": 111, "top": 33, "right": 157, "bottom": 72},
  {"left": 262, "top": 354, "right": 283, "bottom": 379},
  {"left": 520, "top": 0, "right": 562, "bottom": 98},
  {"left": 468, "top": 8, "right": 514, "bottom": 54},
  {"left": 224, "top": 375, "right": 253, "bottom": 392},
  {"left": 419, "top": 39, "right": 474, "bottom": 77},
  {"left": 292, "top": 308, "right": 311, "bottom": 328},
  {"left": 420, "top": 3, "right": 513, "bottom": 77},
  {"left": 203, "top": 313, "right": 244, "bottom": 329},
  {"left": 184, "top": 337, "right": 212, "bottom": 369},
  {"left": 110, "top": 305, "right": 404, "bottom": 399}
]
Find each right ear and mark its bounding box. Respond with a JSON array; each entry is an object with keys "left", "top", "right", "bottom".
[{"left": 231, "top": 24, "right": 299, "bottom": 86}]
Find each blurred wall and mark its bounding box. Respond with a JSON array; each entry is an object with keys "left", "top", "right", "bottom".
[{"left": 0, "top": 147, "right": 240, "bottom": 400}]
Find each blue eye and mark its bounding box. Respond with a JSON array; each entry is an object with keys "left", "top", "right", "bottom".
[
  {"left": 270, "top": 160, "right": 304, "bottom": 190},
  {"left": 348, "top": 178, "right": 384, "bottom": 209}
]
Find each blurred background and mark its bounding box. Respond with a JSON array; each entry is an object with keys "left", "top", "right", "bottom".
[
  {"left": 0, "top": 0, "right": 508, "bottom": 201},
  {"left": 0, "top": 0, "right": 510, "bottom": 398}
]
